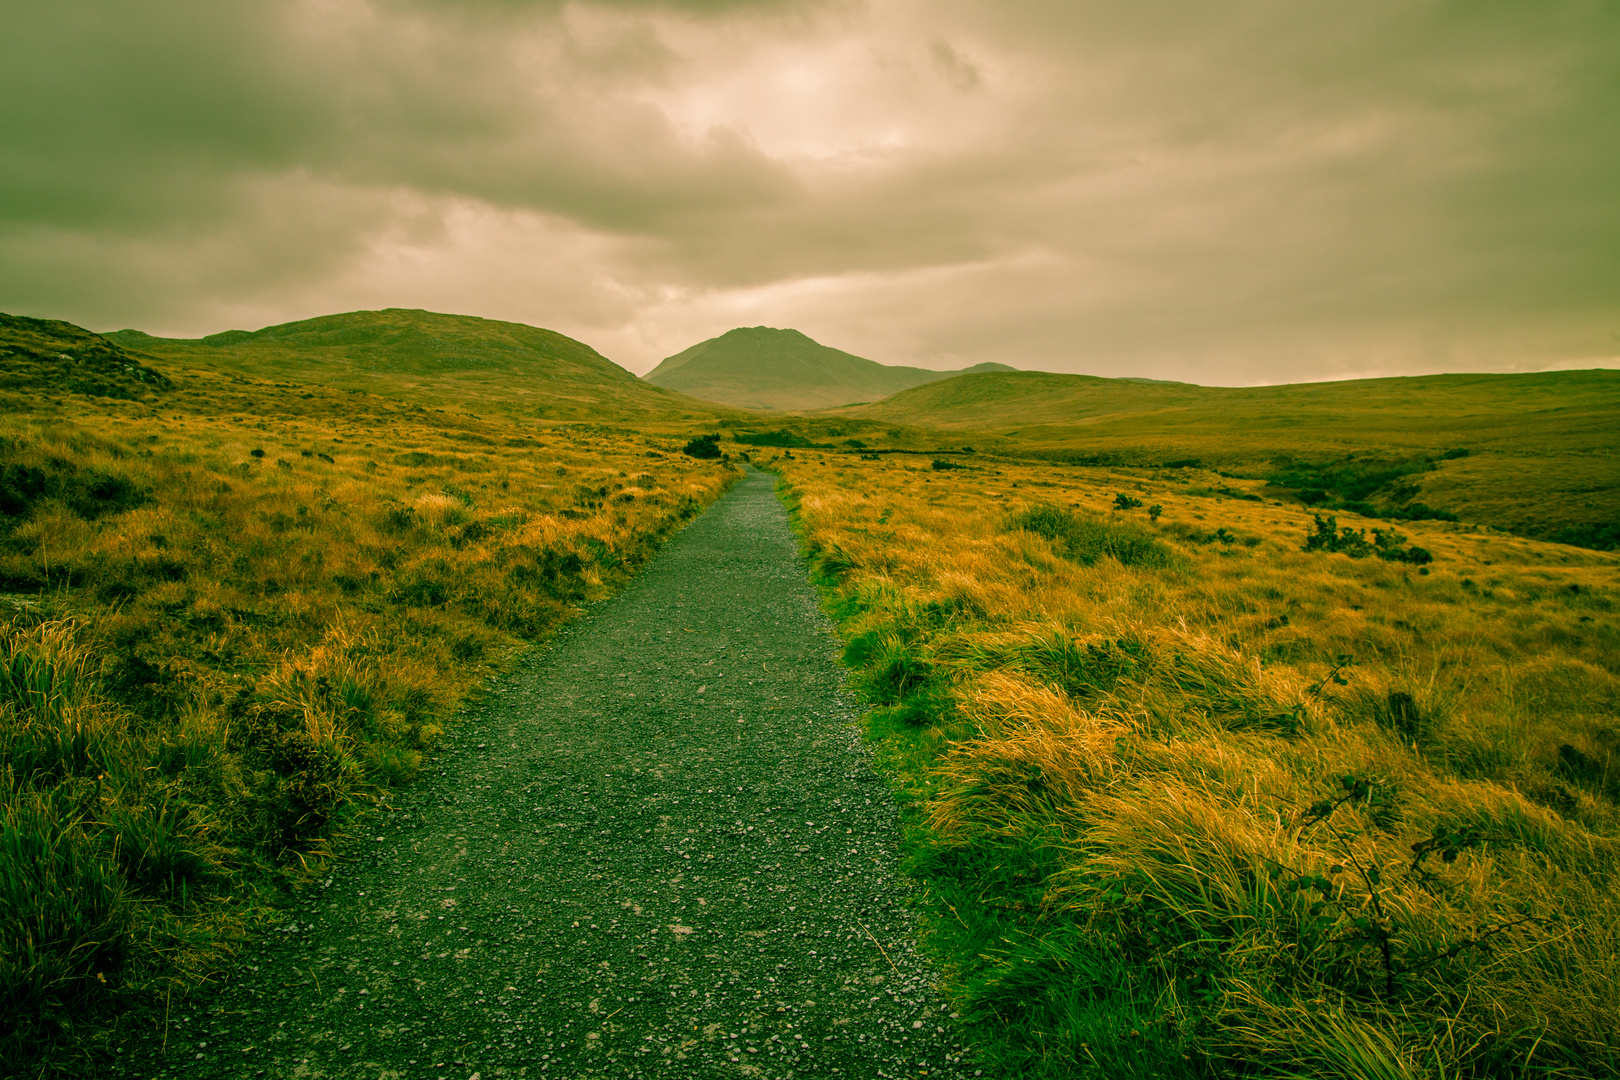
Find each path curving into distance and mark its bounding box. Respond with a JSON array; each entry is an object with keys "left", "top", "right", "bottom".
[{"left": 123, "top": 466, "right": 971, "bottom": 1080}]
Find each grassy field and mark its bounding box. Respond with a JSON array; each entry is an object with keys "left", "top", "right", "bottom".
[
  {"left": 767, "top": 447, "right": 1620, "bottom": 1078},
  {"left": 826, "top": 369, "right": 1620, "bottom": 546},
  {"left": 0, "top": 313, "right": 740, "bottom": 1075},
  {"left": 8, "top": 304, "right": 1618, "bottom": 1077}
]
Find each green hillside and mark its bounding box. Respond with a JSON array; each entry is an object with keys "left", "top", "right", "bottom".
[
  {"left": 106, "top": 308, "right": 718, "bottom": 420},
  {"left": 829, "top": 368, "right": 1620, "bottom": 546},
  {"left": 643, "top": 326, "right": 1012, "bottom": 410},
  {"left": 1, "top": 313, "right": 172, "bottom": 403}
]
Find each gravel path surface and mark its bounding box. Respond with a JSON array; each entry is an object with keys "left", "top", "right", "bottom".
[{"left": 121, "top": 466, "right": 972, "bottom": 1080}]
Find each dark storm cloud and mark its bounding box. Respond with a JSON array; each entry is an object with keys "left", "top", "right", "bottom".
[{"left": 0, "top": 0, "right": 1614, "bottom": 380}]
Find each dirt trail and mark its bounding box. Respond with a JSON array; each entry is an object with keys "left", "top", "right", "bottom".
[{"left": 122, "top": 466, "right": 971, "bottom": 1079}]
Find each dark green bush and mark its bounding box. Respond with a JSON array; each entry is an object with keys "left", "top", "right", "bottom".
[
  {"left": 379, "top": 505, "right": 417, "bottom": 532},
  {"left": 682, "top": 434, "right": 722, "bottom": 459},
  {"left": 0, "top": 464, "right": 48, "bottom": 518},
  {"left": 1372, "top": 528, "right": 1433, "bottom": 565},
  {"left": 1113, "top": 493, "right": 1143, "bottom": 510},
  {"left": 1303, "top": 514, "right": 1372, "bottom": 557},
  {"left": 1550, "top": 522, "right": 1619, "bottom": 552},
  {"left": 106, "top": 800, "right": 212, "bottom": 900}
]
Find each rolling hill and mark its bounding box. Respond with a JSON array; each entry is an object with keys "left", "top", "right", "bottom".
[
  {"left": 834, "top": 368, "right": 1620, "bottom": 454},
  {"left": 643, "top": 326, "right": 1013, "bottom": 410},
  {"left": 106, "top": 308, "right": 719, "bottom": 419},
  {"left": 829, "top": 368, "right": 1620, "bottom": 545}
]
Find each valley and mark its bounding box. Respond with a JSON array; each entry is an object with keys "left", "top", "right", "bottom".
[{"left": 1, "top": 307, "right": 1615, "bottom": 1079}]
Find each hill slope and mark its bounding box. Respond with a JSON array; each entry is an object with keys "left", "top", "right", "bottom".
[
  {"left": 643, "top": 326, "right": 1012, "bottom": 410},
  {"left": 832, "top": 368, "right": 1620, "bottom": 546},
  {"left": 1, "top": 313, "right": 172, "bottom": 403},
  {"left": 838, "top": 368, "right": 1620, "bottom": 453},
  {"left": 107, "top": 308, "right": 716, "bottom": 419}
]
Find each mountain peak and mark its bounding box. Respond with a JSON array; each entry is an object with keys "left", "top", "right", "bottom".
[{"left": 644, "top": 327, "right": 1014, "bottom": 410}]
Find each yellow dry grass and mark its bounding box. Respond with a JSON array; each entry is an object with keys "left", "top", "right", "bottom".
[
  {"left": 0, "top": 371, "right": 738, "bottom": 1074},
  {"left": 774, "top": 449, "right": 1620, "bottom": 1078}
]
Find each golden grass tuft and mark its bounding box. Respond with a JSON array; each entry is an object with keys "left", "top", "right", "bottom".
[
  {"left": 775, "top": 450, "right": 1620, "bottom": 1078},
  {"left": 0, "top": 376, "right": 739, "bottom": 1075}
]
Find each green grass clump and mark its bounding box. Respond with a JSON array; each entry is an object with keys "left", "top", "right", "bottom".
[{"left": 1006, "top": 502, "right": 1176, "bottom": 569}]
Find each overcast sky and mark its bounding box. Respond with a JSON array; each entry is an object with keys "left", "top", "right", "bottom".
[{"left": 3, "top": 0, "right": 1617, "bottom": 383}]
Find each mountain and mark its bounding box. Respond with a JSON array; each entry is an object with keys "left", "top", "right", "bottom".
[
  {"left": 105, "top": 308, "right": 712, "bottom": 418},
  {"left": 642, "top": 326, "right": 1014, "bottom": 410}
]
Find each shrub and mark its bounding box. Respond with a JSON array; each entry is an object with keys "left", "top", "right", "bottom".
[
  {"left": 682, "top": 434, "right": 722, "bottom": 459},
  {"left": 1550, "top": 521, "right": 1620, "bottom": 552},
  {"left": 1371, "top": 527, "right": 1433, "bottom": 565},
  {"left": 931, "top": 459, "right": 962, "bottom": 471},
  {"left": 105, "top": 800, "right": 213, "bottom": 900},
  {"left": 1113, "top": 493, "right": 1143, "bottom": 510},
  {"left": 1383, "top": 502, "right": 1458, "bottom": 522},
  {"left": 379, "top": 505, "right": 417, "bottom": 533},
  {"left": 1303, "top": 514, "right": 1372, "bottom": 558}
]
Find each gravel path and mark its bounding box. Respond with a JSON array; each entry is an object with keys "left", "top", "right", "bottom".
[{"left": 120, "top": 466, "right": 972, "bottom": 1080}]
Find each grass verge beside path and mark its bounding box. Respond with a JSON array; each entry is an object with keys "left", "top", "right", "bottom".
[
  {"left": 1, "top": 397, "right": 738, "bottom": 1076},
  {"left": 766, "top": 450, "right": 1620, "bottom": 1079}
]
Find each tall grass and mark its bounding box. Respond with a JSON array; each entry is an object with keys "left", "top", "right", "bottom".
[
  {"left": 775, "top": 453, "right": 1620, "bottom": 1078},
  {"left": 0, "top": 406, "right": 736, "bottom": 1075}
]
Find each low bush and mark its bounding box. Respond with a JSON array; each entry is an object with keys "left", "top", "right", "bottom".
[
  {"left": 681, "top": 434, "right": 722, "bottom": 459},
  {"left": 1551, "top": 521, "right": 1620, "bottom": 552},
  {"left": 1305, "top": 516, "right": 1433, "bottom": 564},
  {"left": 1304, "top": 513, "right": 1373, "bottom": 557}
]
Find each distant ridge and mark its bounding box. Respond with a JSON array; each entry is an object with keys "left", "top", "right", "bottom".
[
  {"left": 832, "top": 367, "right": 1620, "bottom": 434},
  {"left": 643, "top": 326, "right": 1013, "bottom": 411}
]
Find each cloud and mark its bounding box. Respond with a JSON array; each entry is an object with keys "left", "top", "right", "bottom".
[{"left": 0, "top": 0, "right": 1615, "bottom": 382}]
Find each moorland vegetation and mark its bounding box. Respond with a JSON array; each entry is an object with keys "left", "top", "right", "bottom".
[
  {"left": 5, "top": 304, "right": 1617, "bottom": 1080},
  {"left": 769, "top": 449, "right": 1619, "bottom": 1079},
  {"left": 0, "top": 313, "right": 738, "bottom": 1076},
  {"left": 828, "top": 368, "right": 1620, "bottom": 549}
]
